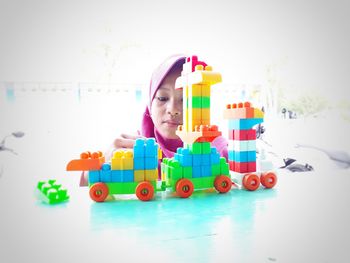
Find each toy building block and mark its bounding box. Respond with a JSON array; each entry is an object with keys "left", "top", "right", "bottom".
[
  {"left": 111, "top": 150, "right": 134, "bottom": 170},
  {"left": 37, "top": 180, "right": 69, "bottom": 204},
  {"left": 66, "top": 151, "right": 105, "bottom": 171}
]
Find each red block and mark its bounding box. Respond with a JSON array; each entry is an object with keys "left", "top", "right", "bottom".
[
  {"left": 228, "top": 129, "right": 257, "bottom": 140},
  {"left": 247, "top": 162, "right": 256, "bottom": 173}
]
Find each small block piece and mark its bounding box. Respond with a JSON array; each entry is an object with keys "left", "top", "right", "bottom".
[
  {"left": 145, "top": 157, "right": 158, "bottom": 170},
  {"left": 88, "top": 170, "right": 100, "bottom": 184},
  {"left": 201, "top": 165, "right": 212, "bottom": 177},
  {"left": 145, "top": 169, "right": 158, "bottom": 181},
  {"left": 201, "top": 142, "right": 211, "bottom": 154},
  {"left": 220, "top": 157, "right": 230, "bottom": 175},
  {"left": 66, "top": 151, "right": 105, "bottom": 171},
  {"left": 192, "top": 166, "right": 201, "bottom": 178},
  {"left": 134, "top": 170, "right": 145, "bottom": 182},
  {"left": 134, "top": 138, "right": 146, "bottom": 157},
  {"left": 145, "top": 138, "right": 158, "bottom": 157},
  {"left": 122, "top": 170, "right": 134, "bottom": 182},
  {"left": 211, "top": 164, "right": 220, "bottom": 177},
  {"left": 183, "top": 166, "right": 193, "bottom": 178},
  {"left": 111, "top": 170, "right": 123, "bottom": 182},
  {"left": 201, "top": 154, "right": 211, "bottom": 165},
  {"left": 37, "top": 179, "right": 69, "bottom": 204},
  {"left": 192, "top": 154, "right": 201, "bottom": 166},
  {"left": 134, "top": 157, "right": 145, "bottom": 170},
  {"left": 190, "top": 142, "right": 202, "bottom": 154}
]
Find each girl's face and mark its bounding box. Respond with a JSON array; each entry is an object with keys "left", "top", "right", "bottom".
[{"left": 151, "top": 68, "right": 183, "bottom": 139}]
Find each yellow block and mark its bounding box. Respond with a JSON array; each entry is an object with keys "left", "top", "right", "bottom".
[
  {"left": 134, "top": 170, "right": 145, "bottom": 182},
  {"left": 201, "top": 85, "right": 211, "bottom": 97},
  {"left": 201, "top": 108, "right": 210, "bottom": 120},
  {"left": 254, "top": 108, "right": 264, "bottom": 118},
  {"left": 190, "top": 84, "right": 202, "bottom": 96},
  {"left": 111, "top": 150, "right": 134, "bottom": 170},
  {"left": 145, "top": 169, "right": 158, "bottom": 181},
  {"left": 111, "top": 150, "right": 123, "bottom": 170}
]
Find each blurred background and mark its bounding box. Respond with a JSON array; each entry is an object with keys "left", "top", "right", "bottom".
[{"left": 1, "top": 0, "right": 349, "bottom": 172}]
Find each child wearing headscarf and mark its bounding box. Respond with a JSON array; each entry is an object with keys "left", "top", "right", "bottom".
[{"left": 112, "top": 54, "right": 228, "bottom": 158}]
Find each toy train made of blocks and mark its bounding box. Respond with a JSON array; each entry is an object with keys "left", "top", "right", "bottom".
[{"left": 66, "top": 136, "right": 277, "bottom": 202}]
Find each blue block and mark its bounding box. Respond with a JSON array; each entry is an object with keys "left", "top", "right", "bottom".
[
  {"left": 134, "top": 138, "right": 145, "bottom": 157},
  {"left": 193, "top": 155, "right": 201, "bottom": 166},
  {"left": 228, "top": 118, "right": 263, "bottom": 130},
  {"left": 182, "top": 154, "right": 193, "bottom": 167},
  {"left": 228, "top": 150, "right": 257, "bottom": 162},
  {"left": 228, "top": 150, "right": 234, "bottom": 161},
  {"left": 179, "top": 148, "right": 192, "bottom": 167},
  {"left": 145, "top": 138, "right": 158, "bottom": 157},
  {"left": 174, "top": 153, "right": 180, "bottom": 161},
  {"left": 201, "top": 165, "right": 212, "bottom": 177},
  {"left": 122, "top": 170, "right": 134, "bottom": 182},
  {"left": 210, "top": 152, "right": 220, "bottom": 165},
  {"left": 134, "top": 157, "right": 145, "bottom": 170},
  {"left": 88, "top": 170, "right": 100, "bottom": 183},
  {"left": 201, "top": 154, "right": 210, "bottom": 165},
  {"left": 111, "top": 170, "right": 123, "bottom": 182},
  {"left": 100, "top": 163, "right": 112, "bottom": 182},
  {"left": 192, "top": 166, "right": 201, "bottom": 178},
  {"left": 248, "top": 151, "right": 256, "bottom": 162},
  {"left": 145, "top": 157, "right": 157, "bottom": 169},
  {"left": 211, "top": 147, "right": 218, "bottom": 154}
]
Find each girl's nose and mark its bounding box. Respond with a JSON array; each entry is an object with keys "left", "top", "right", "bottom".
[{"left": 167, "top": 100, "right": 181, "bottom": 116}]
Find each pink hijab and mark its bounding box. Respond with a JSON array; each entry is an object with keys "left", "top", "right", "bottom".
[
  {"left": 140, "top": 54, "right": 185, "bottom": 158},
  {"left": 141, "top": 54, "right": 228, "bottom": 160}
]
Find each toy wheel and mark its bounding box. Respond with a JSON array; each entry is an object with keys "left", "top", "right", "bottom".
[
  {"left": 176, "top": 179, "right": 194, "bottom": 198},
  {"left": 260, "top": 172, "right": 277, "bottom": 189},
  {"left": 136, "top": 181, "right": 154, "bottom": 201},
  {"left": 89, "top": 182, "right": 109, "bottom": 202},
  {"left": 214, "top": 175, "right": 232, "bottom": 193},
  {"left": 243, "top": 173, "right": 260, "bottom": 191}
]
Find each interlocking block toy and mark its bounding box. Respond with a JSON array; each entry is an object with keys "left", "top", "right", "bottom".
[
  {"left": 111, "top": 149, "right": 134, "bottom": 170},
  {"left": 145, "top": 169, "right": 158, "bottom": 181},
  {"left": 66, "top": 151, "right": 105, "bottom": 171},
  {"left": 37, "top": 180, "right": 69, "bottom": 204},
  {"left": 134, "top": 170, "right": 145, "bottom": 182}
]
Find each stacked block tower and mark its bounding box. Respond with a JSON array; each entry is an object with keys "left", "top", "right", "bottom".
[
  {"left": 67, "top": 138, "right": 161, "bottom": 201},
  {"left": 223, "top": 102, "right": 277, "bottom": 190},
  {"left": 161, "top": 56, "right": 232, "bottom": 197}
]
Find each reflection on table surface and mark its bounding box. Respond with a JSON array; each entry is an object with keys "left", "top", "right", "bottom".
[{"left": 1, "top": 155, "right": 349, "bottom": 263}]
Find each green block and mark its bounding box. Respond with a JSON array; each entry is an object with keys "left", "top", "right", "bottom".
[
  {"left": 168, "top": 159, "right": 182, "bottom": 180},
  {"left": 201, "top": 142, "right": 211, "bottom": 154},
  {"left": 191, "top": 96, "right": 202, "bottom": 108},
  {"left": 37, "top": 180, "right": 69, "bottom": 204},
  {"left": 183, "top": 166, "right": 193, "bottom": 178},
  {"left": 201, "top": 176, "right": 215, "bottom": 188},
  {"left": 107, "top": 182, "right": 137, "bottom": 195},
  {"left": 190, "top": 142, "right": 202, "bottom": 154},
  {"left": 211, "top": 164, "right": 220, "bottom": 177},
  {"left": 191, "top": 178, "right": 203, "bottom": 189},
  {"left": 220, "top": 157, "right": 230, "bottom": 175},
  {"left": 202, "top": 96, "right": 210, "bottom": 108}
]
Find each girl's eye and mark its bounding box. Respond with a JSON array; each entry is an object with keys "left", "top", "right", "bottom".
[{"left": 157, "top": 96, "right": 168, "bottom": 102}]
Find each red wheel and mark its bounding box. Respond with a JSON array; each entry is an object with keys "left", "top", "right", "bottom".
[
  {"left": 89, "top": 182, "right": 109, "bottom": 202},
  {"left": 176, "top": 179, "right": 194, "bottom": 198},
  {"left": 136, "top": 181, "right": 154, "bottom": 201},
  {"left": 243, "top": 173, "right": 260, "bottom": 191},
  {"left": 214, "top": 175, "right": 232, "bottom": 193},
  {"left": 260, "top": 172, "right": 277, "bottom": 189}
]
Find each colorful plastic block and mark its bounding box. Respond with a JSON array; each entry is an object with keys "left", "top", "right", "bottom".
[
  {"left": 66, "top": 151, "right": 105, "bottom": 171},
  {"left": 37, "top": 180, "right": 69, "bottom": 204}
]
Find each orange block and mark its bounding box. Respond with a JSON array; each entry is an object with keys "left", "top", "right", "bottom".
[{"left": 66, "top": 151, "right": 105, "bottom": 171}]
